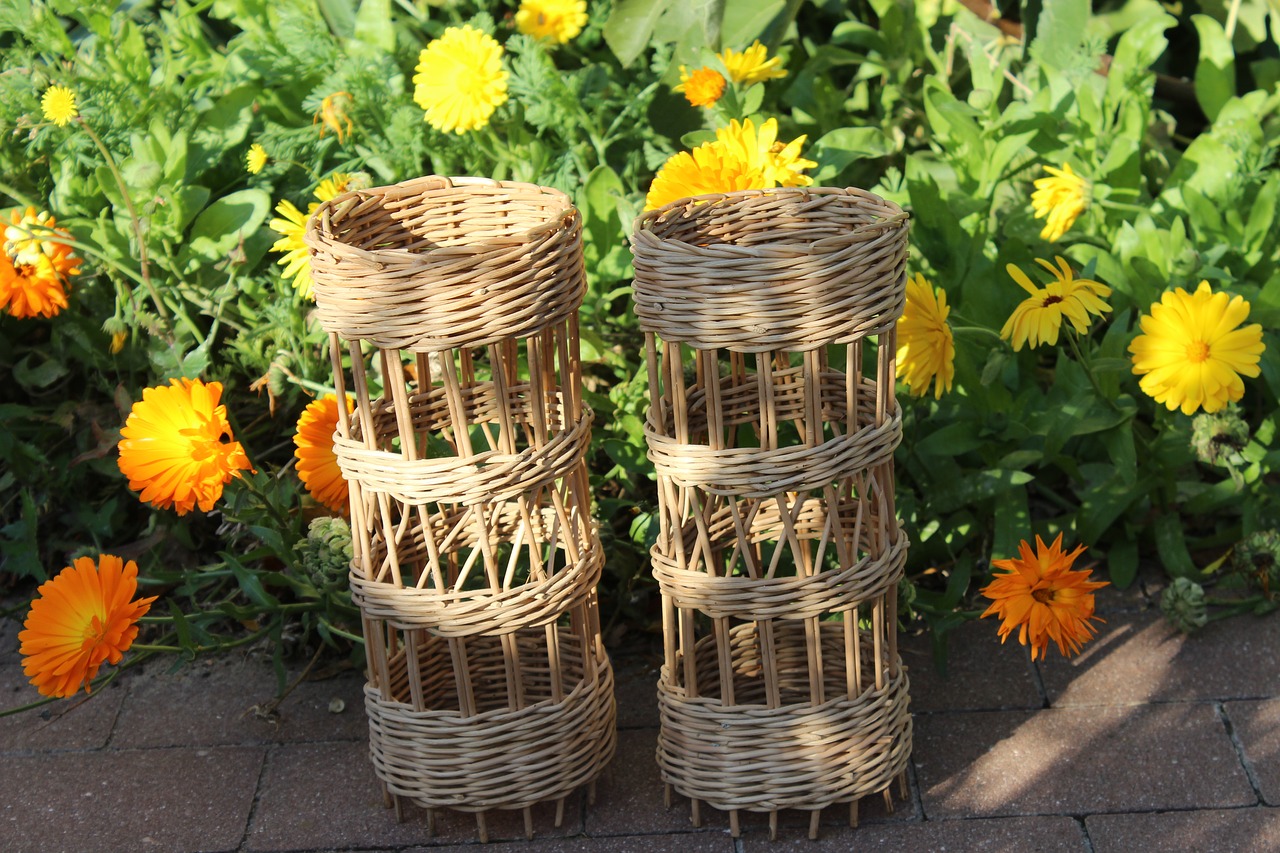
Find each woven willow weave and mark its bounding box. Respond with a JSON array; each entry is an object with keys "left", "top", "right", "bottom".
[
  {"left": 306, "top": 176, "right": 615, "bottom": 842},
  {"left": 631, "top": 187, "right": 912, "bottom": 840}
]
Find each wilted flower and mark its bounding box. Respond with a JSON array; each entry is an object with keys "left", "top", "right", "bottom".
[
  {"left": 1234, "top": 529, "right": 1280, "bottom": 596},
  {"left": 896, "top": 272, "right": 955, "bottom": 399},
  {"left": 314, "top": 92, "right": 354, "bottom": 143},
  {"left": 718, "top": 40, "right": 788, "bottom": 85},
  {"left": 1190, "top": 408, "right": 1249, "bottom": 468},
  {"left": 1160, "top": 577, "right": 1208, "bottom": 634}
]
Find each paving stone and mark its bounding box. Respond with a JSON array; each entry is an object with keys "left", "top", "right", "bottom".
[
  {"left": 0, "top": 663, "right": 127, "bottom": 751},
  {"left": 111, "top": 654, "right": 367, "bottom": 748},
  {"left": 914, "top": 704, "right": 1255, "bottom": 817},
  {"left": 1037, "top": 610, "right": 1280, "bottom": 706},
  {"left": 1225, "top": 699, "right": 1280, "bottom": 806},
  {"left": 410, "top": 834, "right": 736, "bottom": 852},
  {"left": 739, "top": 815, "right": 1087, "bottom": 851},
  {"left": 0, "top": 745, "right": 263, "bottom": 853},
  {"left": 901, "top": 618, "right": 1045, "bottom": 712},
  {"left": 1087, "top": 807, "right": 1280, "bottom": 853},
  {"left": 246, "top": 739, "right": 585, "bottom": 850},
  {"left": 612, "top": 656, "right": 661, "bottom": 730}
]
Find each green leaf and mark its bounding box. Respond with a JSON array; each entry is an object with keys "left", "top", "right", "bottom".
[
  {"left": 1104, "top": 13, "right": 1174, "bottom": 113},
  {"left": 809, "top": 127, "right": 893, "bottom": 183},
  {"left": 181, "top": 189, "right": 272, "bottom": 269},
  {"left": 1028, "top": 0, "right": 1089, "bottom": 72},
  {"left": 316, "top": 0, "right": 356, "bottom": 39},
  {"left": 992, "top": 486, "right": 1030, "bottom": 564},
  {"left": 1153, "top": 512, "right": 1198, "bottom": 580},
  {"left": 12, "top": 353, "right": 68, "bottom": 392},
  {"left": 931, "top": 469, "right": 1035, "bottom": 513},
  {"left": 227, "top": 559, "right": 281, "bottom": 609},
  {"left": 605, "top": 0, "right": 674, "bottom": 66},
  {"left": 694, "top": 0, "right": 725, "bottom": 49},
  {"left": 1191, "top": 14, "right": 1236, "bottom": 122},
  {"left": 353, "top": 0, "right": 394, "bottom": 53},
  {"left": 922, "top": 78, "right": 982, "bottom": 153},
  {"left": 913, "top": 422, "right": 983, "bottom": 458},
  {"left": 1107, "top": 538, "right": 1139, "bottom": 590}
]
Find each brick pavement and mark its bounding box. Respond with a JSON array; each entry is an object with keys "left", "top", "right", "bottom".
[{"left": 2, "top": 577, "right": 1278, "bottom": 853}]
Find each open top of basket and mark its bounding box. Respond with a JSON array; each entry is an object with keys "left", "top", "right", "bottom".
[
  {"left": 305, "top": 175, "right": 586, "bottom": 352},
  {"left": 630, "top": 187, "right": 910, "bottom": 352}
]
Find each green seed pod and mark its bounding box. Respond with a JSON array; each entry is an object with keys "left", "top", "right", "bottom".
[
  {"left": 295, "top": 516, "right": 354, "bottom": 589},
  {"left": 1234, "top": 529, "right": 1280, "bottom": 590},
  {"left": 1190, "top": 409, "right": 1249, "bottom": 468},
  {"left": 1160, "top": 577, "right": 1208, "bottom": 634}
]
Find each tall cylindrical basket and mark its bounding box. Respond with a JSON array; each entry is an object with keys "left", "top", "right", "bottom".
[
  {"left": 630, "top": 187, "right": 912, "bottom": 840},
  {"left": 306, "top": 175, "right": 616, "bottom": 841}
]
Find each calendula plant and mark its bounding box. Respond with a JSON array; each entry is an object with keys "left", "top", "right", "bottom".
[{"left": 2, "top": 0, "right": 1278, "bottom": 700}]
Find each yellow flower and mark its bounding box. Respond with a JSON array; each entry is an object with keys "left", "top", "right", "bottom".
[
  {"left": 718, "top": 40, "right": 788, "bottom": 85},
  {"left": 5, "top": 206, "right": 81, "bottom": 277},
  {"left": 110, "top": 330, "right": 128, "bottom": 353},
  {"left": 1000, "top": 256, "right": 1112, "bottom": 351},
  {"left": 715, "top": 117, "right": 815, "bottom": 188},
  {"left": 41, "top": 85, "right": 78, "bottom": 126},
  {"left": 644, "top": 142, "right": 767, "bottom": 211},
  {"left": 515, "top": 0, "right": 587, "bottom": 44},
  {"left": 19, "top": 555, "right": 157, "bottom": 698},
  {"left": 1031, "top": 163, "right": 1090, "bottom": 243},
  {"left": 980, "top": 533, "right": 1108, "bottom": 660},
  {"left": 117, "top": 378, "right": 253, "bottom": 515},
  {"left": 896, "top": 273, "right": 955, "bottom": 399},
  {"left": 314, "top": 172, "right": 361, "bottom": 203},
  {"left": 412, "top": 26, "right": 509, "bottom": 134},
  {"left": 246, "top": 143, "right": 268, "bottom": 175},
  {"left": 314, "top": 91, "right": 354, "bottom": 143},
  {"left": 1128, "top": 280, "right": 1266, "bottom": 415},
  {"left": 294, "top": 395, "right": 353, "bottom": 515},
  {"left": 269, "top": 199, "right": 316, "bottom": 299},
  {"left": 674, "top": 66, "right": 726, "bottom": 108},
  {"left": 0, "top": 252, "right": 70, "bottom": 319}
]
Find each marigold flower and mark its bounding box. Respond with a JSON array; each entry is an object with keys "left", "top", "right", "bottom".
[
  {"left": 1000, "top": 256, "right": 1111, "bottom": 351},
  {"left": 294, "top": 394, "right": 352, "bottom": 514},
  {"left": 19, "top": 555, "right": 157, "bottom": 698},
  {"left": 1128, "top": 280, "right": 1265, "bottom": 415},
  {"left": 0, "top": 252, "right": 70, "bottom": 319},
  {"left": 980, "top": 533, "right": 1108, "bottom": 660},
  {"left": 412, "top": 26, "right": 509, "bottom": 134},
  {"left": 268, "top": 199, "right": 315, "bottom": 299},
  {"left": 313, "top": 172, "right": 361, "bottom": 203},
  {"left": 675, "top": 66, "right": 727, "bottom": 108},
  {"left": 117, "top": 378, "right": 252, "bottom": 515},
  {"left": 41, "top": 85, "right": 78, "bottom": 127},
  {"left": 715, "top": 117, "right": 815, "bottom": 188},
  {"left": 246, "top": 143, "right": 268, "bottom": 175},
  {"left": 896, "top": 273, "right": 955, "bottom": 399},
  {"left": 314, "top": 91, "right": 354, "bottom": 143},
  {"left": 1031, "top": 163, "right": 1090, "bottom": 242},
  {"left": 515, "top": 0, "right": 587, "bottom": 44},
  {"left": 718, "top": 40, "right": 788, "bottom": 85}
]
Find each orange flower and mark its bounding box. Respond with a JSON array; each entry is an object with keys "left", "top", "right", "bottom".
[
  {"left": 6, "top": 206, "right": 81, "bottom": 279},
  {"left": 0, "top": 252, "right": 69, "bottom": 318},
  {"left": 19, "top": 555, "right": 157, "bottom": 698},
  {"left": 117, "top": 378, "right": 253, "bottom": 515},
  {"left": 979, "top": 533, "right": 1108, "bottom": 660},
  {"left": 293, "top": 394, "right": 351, "bottom": 514},
  {"left": 675, "top": 66, "right": 726, "bottom": 108}
]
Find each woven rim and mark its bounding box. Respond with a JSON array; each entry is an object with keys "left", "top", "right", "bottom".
[
  {"left": 350, "top": 502, "right": 603, "bottom": 635},
  {"left": 337, "top": 390, "right": 592, "bottom": 506},
  {"left": 306, "top": 176, "right": 585, "bottom": 352},
  {"left": 655, "top": 621, "right": 911, "bottom": 811},
  {"left": 645, "top": 372, "right": 901, "bottom": 498},
  {"left": 630, "top": 187, "right": 909, "bottom": 352},
  {"left": 366, "top": 633, "right": 616, "bottom": 811}
]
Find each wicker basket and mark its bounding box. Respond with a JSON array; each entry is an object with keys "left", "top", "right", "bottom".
[
  {"left": 306, "top": 176, "right": 615, "bottom": 841},
  {"left": 631, "top": 187, "right": 912, "bottom": 840}
]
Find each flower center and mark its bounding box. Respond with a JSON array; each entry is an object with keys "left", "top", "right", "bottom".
[
  {"left": 1186, "top": 340, "right": 1211, "bottom": 363},
  {"left": 1042, "top": 295, "right": 1063, "bottom": 307},
  {"left": 1032, "top": 588, "right": 1055, "bottom": 604}
]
